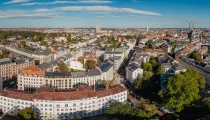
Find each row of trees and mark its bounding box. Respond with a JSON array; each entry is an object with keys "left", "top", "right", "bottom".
[{"left": 106, "top": 101, "right": 158, "bottom": 120}]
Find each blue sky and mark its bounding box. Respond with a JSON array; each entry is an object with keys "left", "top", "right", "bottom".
[{"left": 0, "top": 0, "right": 210, "bottom": 28}]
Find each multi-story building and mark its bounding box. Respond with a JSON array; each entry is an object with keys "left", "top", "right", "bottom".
[
  {"left": 126, "top": 63, "right": 143, "bottom": 84},
  {"left": 145, "top": 48, "right": 165, "bottom": 57},
  {"left": 162, "top": 43, "right": 172, "bottom": 54},
  {"left": 0, "top": 58, "right": 35, "bottom": 80},
  {"left": 1, "top": 45, "right": 53, "bottom": 64},
  {"left": 96, "top": 25, "right": 101, "bottom": 33},
  {"left": 104, "top": 51, "right": 125, "bottom": 71},
  {"left": 18, "top": 62, "right": 113, "bottom": 91},
  {"left": 0, "top": 85, "right": 127, "bottom": 120}
]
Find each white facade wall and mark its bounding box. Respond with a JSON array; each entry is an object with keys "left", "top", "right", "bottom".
[
  {"left": 101, "top": 66, "right": 114, "bottom": 81},
  {"left": 18, "top": 68, "right": 113, "bottom": 91},
  {"left": 126, "top": 68, "right": 143, "bottom": 84},
  {"left": 0, "top": 91, "right": 127, "bottom": 120}
]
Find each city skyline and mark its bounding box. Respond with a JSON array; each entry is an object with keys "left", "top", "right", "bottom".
[{"left": 0, "top": 0, "right": 210, "bottom": 28}]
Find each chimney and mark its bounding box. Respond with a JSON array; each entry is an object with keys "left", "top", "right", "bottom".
[{"left": 106, "top": 83, "right": 109, "bottom": 90}]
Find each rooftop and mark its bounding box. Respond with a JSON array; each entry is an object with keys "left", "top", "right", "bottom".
[{"left": 1, "top": 85, "right": 126, "bottom": 101}]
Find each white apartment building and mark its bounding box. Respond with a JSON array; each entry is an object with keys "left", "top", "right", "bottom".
[
  {"left": 126, "top": 63, "right": 143, "bottom": 84},
  {"left": 18, "top": 63, "right": 113, "bottom": 91},
  {"left": 0, "top": 85, "right": 127, "bottom": 120},
  {"left": 104, "top": 51, "right": 124, "bottom": 71}
]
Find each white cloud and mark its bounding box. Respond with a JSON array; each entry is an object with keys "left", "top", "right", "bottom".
[
  {"left": 53, "top": 6, "right": 162, "bottom": 16},
  {"left": 20, "top": 0, "right": 112, "bottom": 6},
  {"left": 35, "top": 9, "right": 50, "bottom": 12},
  {"left": 0, "top": 10, "right": 57, "bottom": 19},
  {"left": 4, "top": 0, "right": 31, "bottom": 4}
]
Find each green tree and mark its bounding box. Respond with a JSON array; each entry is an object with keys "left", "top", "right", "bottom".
[
  {"left": 16, "top": 107, "right": 37, "bottom": 120},
  {"left": 157, "top": 65, "right": 164, "bottom": 75},
  {"left": 57, "top": 62, "right": 69, "bottom": 72},
  {"left": 67, "top": 34, "right": 72, "bottom": 42},
  {"left": 150, "top": 59, "right": 158, "bottom": 68},
  {"left": 144, "top": 40, "right": 153, "bottom": 48},
  {"left": 137, "top": 104, "right": 157, "bottom": 118},
  {"left": 135, "top": 71, "right": 153, "bottom": 89},
  {"left": 106, "top": 102, "right": 138, "bottom": 120},
  {"left": 159, "top": 68, "right": 206, "bottom": 112},
  {"left": 40, "top": 40, "right": 47, "bottom": 46},
  {"left": 142, "top": 63, "right": 153, "bottom": 71}
]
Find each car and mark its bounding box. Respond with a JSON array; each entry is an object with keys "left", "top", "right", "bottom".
[{"left": 160, "top": 107, "right": 175, "bottom": 114}]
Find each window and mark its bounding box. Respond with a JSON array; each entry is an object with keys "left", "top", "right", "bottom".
[
  {"left": 73, "top": 103, "right": 76, "bottom": 107},
  {"left": 56, "top": 104, "right": 60, "bottom": 107},
  {"left": 65, "top": 104, "right": 68, "bottom": 107}
]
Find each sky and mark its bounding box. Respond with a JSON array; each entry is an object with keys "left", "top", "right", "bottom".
[{"left": 0, "top": 0, "right": 210, "bottom": 28}]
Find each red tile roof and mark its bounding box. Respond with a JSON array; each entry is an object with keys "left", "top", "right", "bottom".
[
  {"left": 21, "top": 65, "right": 45, "bottom": 76},
  {"left": 1, "top": 85, "right": 126, "bottom": 101}
]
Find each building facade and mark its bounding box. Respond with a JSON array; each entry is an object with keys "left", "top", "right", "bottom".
[
  {"left": 0, "top": 58, "right": 35, "bottom": 80},
  {"left": 18, "top": 64, "right": 114, "bottom": 91},
  {"left": 0, "top": 85, "right": 127, "bottom": 120}
]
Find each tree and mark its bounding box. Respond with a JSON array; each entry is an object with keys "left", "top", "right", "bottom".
[
  {"left": 135, "top": 71, "right": 153, "bottom": 90},
  {"left": 40, "top": 40, "right": 47, "bottom": 46},
  {"left": 57, "top": 62, "right": 69, "bottom": 72},
  {"left": 159, "top": 68, "right": 206, "bottom": 112},
  {"left": 67, "top": 34, "right": 72, "bottom": 42},
  {"left": 142, "top": 63, "right": 153, "bottom": 71},
  {"left": 150, "top": 59, "right": 158, "bottom": 68},
  {"left": 77, "top": 56, "right": 84, "bottom": 63},
  {"left": 203, "top": 97, "right": 210, "bottom": 107},
  {"left": 137, "top": 104, "right": 157, "bottom": 118},
  {"left": 16, "top": 107, "right": 37, "bottom": 120},
  {"left": 189, "top": 51, "right": 202, "bottom": 62},
  {"left": 157, "top": 65, "right": 164, "bottom": 75},
  {"left": 85, "top": 59, "right": 96, "bottom": 70},
  {"left": 106, "top": 102, "right": 138, "bottom": 120},
  {"left": 144, "top": 40, "right": 153, "bottom": 48}
]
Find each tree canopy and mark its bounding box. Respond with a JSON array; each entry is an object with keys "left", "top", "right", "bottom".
[
  {"left": 106, "top": 102, "right": 138, "bottom": 120},
  {"left": 106, "top": 102, "right": 157, "bottom": 120},
  {"left": 157, "top": 65, "right": 165, "bottom": 75},
  {"left": 0, "top": 50, "right": 10, "bottom": 59},
  {"left": 57, "top": 62, "right": 69, "bottom": 72},
  {"left": 67, "top": 34, "right": 72, "bottom": 42},
  {"left": 40, "top": 40, "right": 47, "bottom": 46},
  {"left": 144, "top": 40, "right": 153, "bottom": 48},
  {"left": 159, "top": 68, "right": 206, "bottom": 112},
  {"left": 189, "top": 51, "right": 202, "bottom": 62},
  {"left": 16, "top": 107, "right": 37, "bottom": 120},
  {"left": 85, "top": 59, "right": 96, "bottom": 70},
  {"left": 142, "top": 63, "right": 153, "bottom": 71}
]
